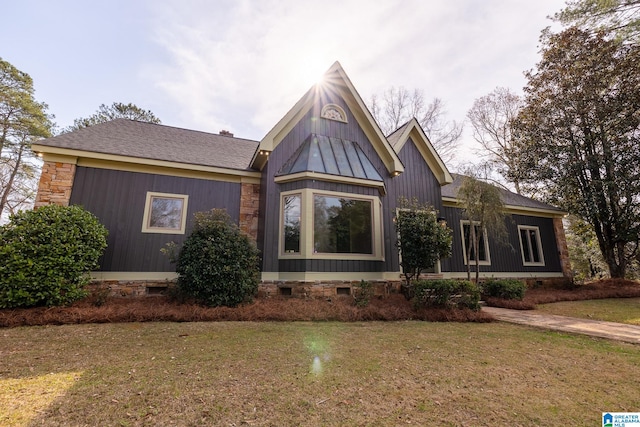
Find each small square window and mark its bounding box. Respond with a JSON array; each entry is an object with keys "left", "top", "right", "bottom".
[{"left": 142, "top": 192, "right": 188, "bottom": 234}]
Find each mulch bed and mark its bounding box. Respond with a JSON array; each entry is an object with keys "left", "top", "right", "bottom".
[
  {"left": 0, "top": 293, "right": 493, "bottom": 327},
  {"left": 485, "top": 278, "right": 640, "bottom": 310},
  {"left": 3, "top": 279, "right": 638, "bottom": 327}
]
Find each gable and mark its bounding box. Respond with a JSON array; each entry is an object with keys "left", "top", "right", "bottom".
[
  {"left": 251, "top": 62, "right": 404, "bottom": 176},
  {"left": 388, "top": 118, "right": 452, "bottom": 185}
]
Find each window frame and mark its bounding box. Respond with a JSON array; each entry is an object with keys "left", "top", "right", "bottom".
[
  {"left": 518, "top": 225, "right": 545, "bottom": 266},
  {"left": 141, "top": 191, "right": 189, "bottom": 234},
  {"left": 460, "top": 220, "right": 491, "bottom": 266},
  {"left": 279, "top": 188, "right": 384, "bottom": 261}
]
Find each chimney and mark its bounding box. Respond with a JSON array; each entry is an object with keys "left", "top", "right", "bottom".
[{"left": 219, "top": 130, "right": 234, "bottom": 137}]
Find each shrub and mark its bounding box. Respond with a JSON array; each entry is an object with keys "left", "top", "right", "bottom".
[
  {"left": 175, "top": 209, "right": 260, "bottom": 307},
  {"left": 0, "top": 205, "right": 108, "bottom": 308},
  {"left": 413, "top": 279, "right": 481, "bottom": 311},
  {"left": 482, "top": 279, "right": 526, "bottom": 300},
  {"left": 353, "top": 280, "right": 374, "bottom": 307}
]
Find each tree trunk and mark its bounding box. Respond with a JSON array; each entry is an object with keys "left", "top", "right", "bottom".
[{"left": 0, "top": 142, "right": 25, "bottom": 217}]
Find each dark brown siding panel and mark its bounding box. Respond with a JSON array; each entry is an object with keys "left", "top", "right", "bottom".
[
  {"left": 440, "top": 207, "right": 563, "bottom": 274},
  {"left": 70, "top": 167, "right": 241, "bottom": 272}
]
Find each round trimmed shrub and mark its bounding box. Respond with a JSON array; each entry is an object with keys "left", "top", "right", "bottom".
[
  {"left": 175, "top": 209, "right": 260, "bottom": 307},
  {"left": 0, "top": 205, "right": 108, "bottom": 308},
  {"left": 482, "top": 279, "right": 526, "bottom": 300}
]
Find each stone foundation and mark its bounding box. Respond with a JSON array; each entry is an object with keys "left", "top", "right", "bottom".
[{"left": 89, "top": 279, "right": 403, "bottom": 299}]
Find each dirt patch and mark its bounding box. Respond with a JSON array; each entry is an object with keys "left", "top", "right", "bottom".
[
  {"left": 485, "top": 278, "right": 640, "bottom": 309},
  {"left": 0, "top": 293, "right": 494, "bottom": 327}
]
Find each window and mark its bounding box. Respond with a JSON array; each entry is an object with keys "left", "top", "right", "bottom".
[
  {"left": 313, "top": 195, "right": 372, "bottom": 254},
  {"left": 518, "top": 225, "right": 545, "bottom": 266},
  {"left": 142, "top": 192, "right": 188, "bottom": 234},
  {"left": 283, "top": 194, "right": 301, "bottom": 253},
  {"left": 460, "top": 220, "right": 491, "bottom": 265},
  {"left": 279, "top": 189, "right": 383, "bottom": 260}
]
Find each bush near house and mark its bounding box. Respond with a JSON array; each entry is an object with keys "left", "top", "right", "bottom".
[
  {"left": 482, "top": 279, "right": 526, "bottom": 300},
  {"left": 413, "top": 279, "right": 481, "bottom": 311},
  {"left": 0, "top": 205, "right": 108, "bottom": 308},
  {"left": 175, "top": 209, "right": 260, "bottom": 307}
]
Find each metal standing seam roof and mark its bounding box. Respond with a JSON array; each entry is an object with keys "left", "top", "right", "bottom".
[
  {"left": 34, "top": 119, "right": 260, "bottom": 171},
  {"left": 277, "top": 134, "right": 383, "bottom": 181}
]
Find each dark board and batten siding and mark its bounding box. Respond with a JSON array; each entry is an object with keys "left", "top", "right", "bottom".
[
  {"left": 384, "top": 137, "right": 445, "bottom": 272},
  {"left": 440, "top": 207, "right": 563, "bottom": 274},
  {"left": 70, "top": 167, "right": 241, "bottom": 272}
]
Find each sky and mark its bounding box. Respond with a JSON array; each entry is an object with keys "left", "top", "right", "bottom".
[{"left": 3, "top": 0, "right": 564, "bottom": 168}]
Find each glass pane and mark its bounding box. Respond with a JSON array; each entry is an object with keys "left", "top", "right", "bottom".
[
  {"left": 283, "top": 195, "right": 301, "bottom": 253},
  {"left": 464, "top": 223, "right": 487, "bottom": 261},
  {"left": 314, "top": 195, "right": 372, "bottom": 254},
  {"left": 529, "top": 229, "right": 541, "bottom": 263},
  {"left": 149, "top": 197, "right": 183, "bottom": 229},
  {"left": 520, "top": 229, "right": 532, "bottom": 262}
]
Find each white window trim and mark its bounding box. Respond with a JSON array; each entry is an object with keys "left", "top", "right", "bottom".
[
  {"left": 279, "top": 188, "right": 384, "bottom": 261},
  {"left": 518, "top": 225, "right": 545, "bottom": 266},
  {"left": 460, "top": 220, "right": 491, "bottom": 266},
  {"left": 141, "top": 191, "right": 189, "bottom": 234}
]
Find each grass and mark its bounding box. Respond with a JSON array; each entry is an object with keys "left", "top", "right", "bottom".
[
  {"left": 1, "top": 321, "right": 639, "bottom": 426},
  {"left": 537, "top": 298, "right": 640, "bottom": 325}
]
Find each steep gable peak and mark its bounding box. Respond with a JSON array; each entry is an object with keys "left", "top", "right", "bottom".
[
  {"left": 251, "top": 62, "right": 404, "bottom": 176},
  {"left": 390, "top": 118, "right": 452, "bottom": 185}
]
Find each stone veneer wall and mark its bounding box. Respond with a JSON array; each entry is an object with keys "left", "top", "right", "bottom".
[
  {"left": 91, "top": 279, "right": 403, "bottom": 299},
  {"left": 34, "top": 160, "right": 76, "bottom": 207},
  {"left": 553, "top": 216, "right": 573, "bottom": 280},
  {"left": 239, "top": 182, "right": 260, "bottom": 242}
]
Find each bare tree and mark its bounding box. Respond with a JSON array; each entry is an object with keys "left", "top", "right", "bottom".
[
  {"left": 369, "top": 87, "right": 462, "bottom": 163},
  {"left": 467, "top": 87, "right": 526, "bottom": 194}
]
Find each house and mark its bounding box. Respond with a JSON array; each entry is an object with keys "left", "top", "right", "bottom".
[{"left": 32, "top": 62, "right": 572, "bottom": 297}]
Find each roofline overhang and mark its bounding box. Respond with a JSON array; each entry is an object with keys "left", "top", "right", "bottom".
[
  {"left": 274, "top": 171, "right": 386, "bottom": 195},
  {"left": 32, "top": 144, "right": 261, "bottom": 184},
  {"left": 442, "top": 196, "right": 567, "bottom": 218}
]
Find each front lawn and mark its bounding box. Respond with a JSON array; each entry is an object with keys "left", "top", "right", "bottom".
[
  {"left": 537, "top": 297, "right": 640, "bottom": 325},
  {"left": 1, "top": 321, "right": 639, "bottom": 426}
]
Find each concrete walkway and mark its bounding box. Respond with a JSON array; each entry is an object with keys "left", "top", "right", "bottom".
[{"left": 482, "top": 306, "right": 640, "bottom": 345}]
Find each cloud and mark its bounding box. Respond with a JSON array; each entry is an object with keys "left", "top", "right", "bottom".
[{"left": 146, "top": 0, "right": 561, "bottom": 145}]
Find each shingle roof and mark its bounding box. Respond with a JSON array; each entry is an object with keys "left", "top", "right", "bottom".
[
  {"left": 36, "top": 119, "right": 259, "bottom": 171},
  {"left": 442, "top": 173, "right": 565, "bottom": 212},
  {"left": 277, "top": 134, "right": 383, "bottom": 181}
]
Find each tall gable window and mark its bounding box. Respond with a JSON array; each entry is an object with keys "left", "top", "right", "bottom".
[
  {"left": 142, "top": 191, "right": 188, "bottom": 234},
  {"left": 518, "top": 225, "right": 545, "bottom": 266},
  {"left": 460, "top": 220, "right": 491, "bottom": 265},
  {"left": 279, "top": 189, "right": 383, "bottom": 260}
]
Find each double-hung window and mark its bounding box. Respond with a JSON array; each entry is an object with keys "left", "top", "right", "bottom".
[
  {"left": 460, "top": 220, "right": 491, "bottom": 265},
  {"left": 518, "top": 225, "right": 545, "bottom": 266}
]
